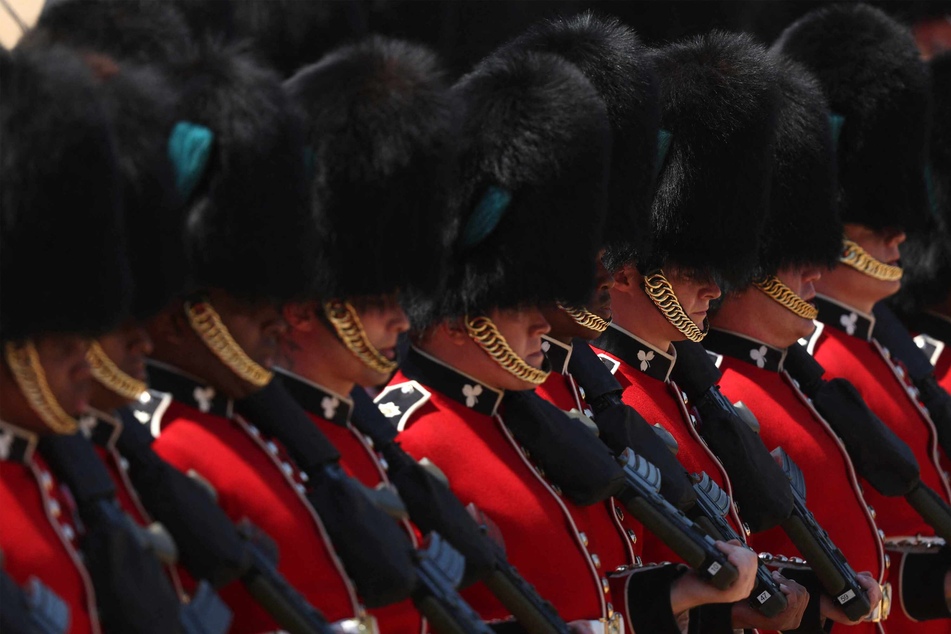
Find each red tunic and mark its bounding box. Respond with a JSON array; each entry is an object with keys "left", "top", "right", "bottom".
[
  {"left": 0, "top": 420, "right": 100, "bottom": 634},
  {"left": 590, "top": 325, "right": 745, "bottom": 572},
  {"left": 377, "top": 346, "right": 684, "bottom": 633},
  {"left": 705, "top": 329, "right": 887, "bottom": 634},
  {"left": 278, "top": 369, "right": 425, "bottom": 634},
  {"left": 809, "top": 297, "right": 951, "bottom": 632},
  {"left": 147, "top": 362, "right": 365, "bottom": 634}
]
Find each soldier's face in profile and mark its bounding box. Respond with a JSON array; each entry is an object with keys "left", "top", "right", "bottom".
[
  {"left": 488, "top": 306, "right": 551, "bottom": 373},
  {"left": 666, "top": 267, "right": 721, "bottom": 332},
  {"left": 91, "top": 319, "right": 153, "bottom": 410},
  {"left": 814, "top": 223, "right": 905, "bottom": 310},
  {"left": 774, "top": 265, "right": 822, "bottom": 343},
  {"left": 350, "top": 293, "right": 410, "bottom": 385},
  {"left": 207, "top": 288, "right": 287, "bottom": 372},
  {"left": 33, "top": 334, "right": 93, "bottom": 416}
]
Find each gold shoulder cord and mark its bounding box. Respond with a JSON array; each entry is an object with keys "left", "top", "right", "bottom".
[
  {"left": 4, "top": 340, "right": 79, "bottom": 434},
  {"left": 753, "top": 276, "right": 819, "bottom": 320},
  {"left": 557, "top": 302, "right": 610, "bottom": 334},
  {"left": 323, "top": 299, "right": 398, "bottom": 375},
  {"left": 185, "top": 300, "right": 273, "bottom": 388},
  {"left": 465, "top": 315, "right": 550, "bottom": 385},
  {"left": 839, "top": 239, "right": 903, "bottom": 282},
  {"left": 88, "top": 341, "right": 147, "bottom": 401},
  {"left": 642, "top": 270, "right": 708, "bottom": 343}
]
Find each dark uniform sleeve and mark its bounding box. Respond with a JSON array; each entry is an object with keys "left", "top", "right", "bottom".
[
  {"left": 899, "top": 548, "right": 951, "bottom": 621},
  {"left": 615, "top": 563, "right": 690, "bottom": 634},
  {"left": 779, "top": 569, "right": 824, "bottom": 634},
  {"left": 688, "top": 602, "right": 733, "bottom": 634}
]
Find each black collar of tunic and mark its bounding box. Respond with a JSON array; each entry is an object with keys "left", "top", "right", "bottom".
[
  {"left": 146, "top": 360, "right": 233, "bottom": 419},
  {"left": 592, "top": 323, "right": 676, "bottom": 382},
  {"left": 275, "top": 368, "right": 352, "bottom": 427},
  {"left": 401, "top": 346, "right": 504, "bottom": 417},
  {"left": 705, "top": 328, "right": 787, "bottom": 373},
  {"left": 815, "top": 295, "right": 875, "bottom": 342},
  {"left": 0, "top": 419, "right": 38, "bottom": 463}
]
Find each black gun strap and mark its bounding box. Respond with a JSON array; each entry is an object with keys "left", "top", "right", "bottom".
[
  {"left": 234, "top": 379, "right": 341, "bottom": 472},
  {"left": 350, "top": 388, "right": 399, "bottom": 445},
  {"left": 872, "top": 303, "right": 934, "bottom": 382},
  {"left": 38, "top": 434, "right": 116, "bottom": 507},
  {"left": 567, "top": 340, "right": 624, "bottom": 404}
]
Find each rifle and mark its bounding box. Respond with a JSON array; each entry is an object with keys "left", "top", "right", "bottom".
[
  {"left": 351, "top": 387, "right": 571, "bottom": 634},
  {"left": 38, "top": 433, "right": 232, "bottom": 634},
  {"left": 567, "top": 343, "right": 787, "bottom": 612},
  {"left": 567, "top": 340, "right": 696, "bottom": 510},
  {"left": 782, "top": 343, "right": 951, "bottom": 542},
  {"left": 235, "top": 380, "right": 493, "bottom": 634},
  {"left": 115, "top": 405, "right": 337, "bottom": 634},
  {"left": 772, "top": 448, "right": 872, "bottom": 622},
  {"left": 689, "top": 473, "right": 788, "bottom": 617},
  {"left": 1, "top": 568, "right": 69, "bottom": 634},
  {"left": 669, "top": 341, "right": 872, "bottom": 619},
  {"left": 670, "top": 341, "right": 794, "bottom": 533},
  {"left": 501, "top": 390, "right": 740, "bottom": 590},
  {"left": 873, "top": 303, "right": 951, "bottom": 460}
]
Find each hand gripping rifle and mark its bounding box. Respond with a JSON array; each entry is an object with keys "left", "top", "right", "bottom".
[
  {"left": 568, "top": 342, "right": 786, "bottom": 615},
  {"left": 873, "top": 302, "right": 951, "bottom": 462},
  {"left": 670, "top": 341, "right": 872, "bottom": 620},
  {"left": 351, "top": 387, "right": 571, "bottom": 634},
  {"left": 235, "top": 380, "right": 493, "bottom": 634},
  {"left": 38, "top": 433, "right": 232, "bottom": 634},
  {"left": 114, "top": 405, "right": 337, "bottom": 634},
  {"left": 772, "top": 448, "right": 872, "bottom": 621},
  {"left": 690, "top": 473, "right": 787, "bottom": 617},
  {"left": 1, "top": 567, "right": 69, "bottom": 634},
  {"left": 501, "top": 390, "right": 739, "bottom": 590},
  {"left": 782, "top": 343, "right": 951, "bottom": 543}
]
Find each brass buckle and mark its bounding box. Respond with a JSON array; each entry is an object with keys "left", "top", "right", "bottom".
[{"left": 864, "top": 582, "right": 891, "bottom": 623}]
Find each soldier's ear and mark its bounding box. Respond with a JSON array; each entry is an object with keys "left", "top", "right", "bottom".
[
  {"left": 441, "top": 318, "right": 469, "bottom": 346},
  {"left": 144, "top": 302, "right": 187, "bottom": 346},
  {"left": 612, "top": 264, "right": 641, "bottom": 293},
  {"left": 283, "top": 301, "right": 319, "bottom": 332}
]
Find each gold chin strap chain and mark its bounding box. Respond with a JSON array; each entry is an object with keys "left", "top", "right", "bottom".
[
  {"left": 753, "top": 276, "right": 819, "bottom": 320},
  {"left": 185, "top": 300, "right": 274, "bottom": 388},
  {"left": 642, "top": 270, "right": 708, "bottom": 343},
  {"left": 323, "top": 299, "right": 398, "bottom": 375},
  {"left": 839, "top": 239, "right": 903, "bottom": 282},
  {"left": 87, "top": 341, "right": 147, "bottom": 401},
  {"left": 557, "top": 302, "right": 610, "bottom": 334},
  {"left": 465, "top": 315, "right": 551, "bottom": 386},
  {"left": 4, "top": 340, "right": 79, "bottom": 434}
]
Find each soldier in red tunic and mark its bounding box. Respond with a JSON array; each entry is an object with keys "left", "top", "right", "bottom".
[
  {"left": 141, "top": 42, "right": 378, "bottom": 633},
  {"left": 705, "top": 51, "right": 890, "bottom": 632},
  {"left": 377, "top": 42, "right": 758, "bottom": 633},
  {"left": 0, "top": 44, "right": 181, "bottom": 634},
  {"left": 893, "top": 52, "right": 951, "bottom": 394},
  {"left": 775, "top": 5, "right": 951, "bottom": 632},
  {"left": 276, "top": 36, "right": 463, "bottom": 634},
  {"left": 499, "top": 17, "right": 812, "bottom": 632}
]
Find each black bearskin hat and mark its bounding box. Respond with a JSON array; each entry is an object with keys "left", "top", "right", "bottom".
[
  {"left": 413, "top": 50, "right": 611, "bottom": 327},
  {"left": 175, "top": 42, "right": 317, "bottom": 304},
  {"left": 774, "top": 4, "right": 932, "bottom": 233},
  {"left": 26, "top": 0, "right": 195, "bottom": 67},
  {"left": 97, "top": 63, "right": 188, "bottom": 319},
  {"left": 0, "top": 46, "right": 131, "bottom": 342},
  {"left": 634, "top": 31, "right": 780, "bottom": 286},
  {"left": 499, "top": 12, "right": 659, "bottom": 272},
  {"left": 748, "top": 55, "right": 842, "bottom": 285},
  {"left": 895, "top": 52, "right": 951, "bottom": 313},
  {"left": 284, "top": 36, "right": 456, "bottom": 301}
]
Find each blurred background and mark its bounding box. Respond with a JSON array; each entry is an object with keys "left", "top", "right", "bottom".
[{"left": 3, "top": 0, "right": 950, "bottom": 75}]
